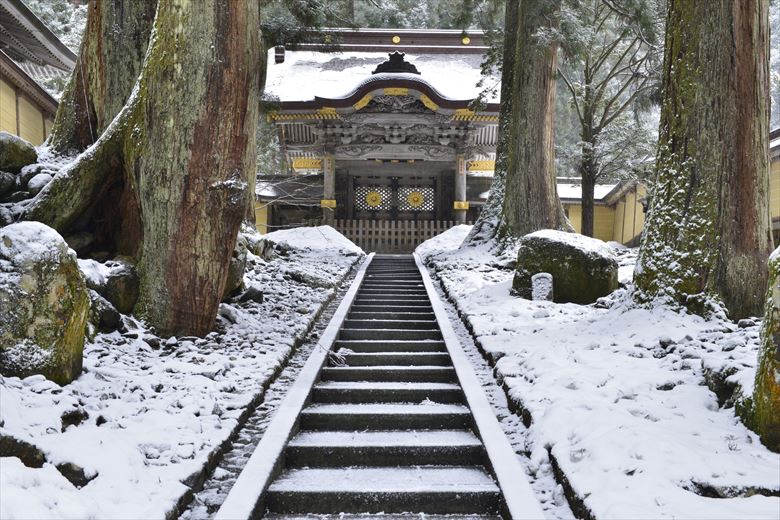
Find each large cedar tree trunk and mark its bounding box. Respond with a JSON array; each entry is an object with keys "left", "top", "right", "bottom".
[
  {"left": 634, "top": 0, "right": 772, "bottom": 319},
  {"left": 749, "top": 250, "right": 780, "bottom": 452},
  {"left": 25, "top": 0, "right": 260, "bottom": 336},
  {"left": 48, "top": 0, "right": 156, "bottom": 155},
  {"left": 501, "top": 0, "right": 571, "bottom": 238},
  {"left": 464, "top": 0, "right": 518, "bottom": 245},
  {"left": 580, "top": 137, "right": 597, "bottom": 237}
]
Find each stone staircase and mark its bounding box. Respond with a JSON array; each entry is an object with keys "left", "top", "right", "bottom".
[{"left": 262, "top": 255, "right": 504, "bottom": 518}]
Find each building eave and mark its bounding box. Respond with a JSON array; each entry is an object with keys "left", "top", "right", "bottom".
[
  {"left": 0, "top": 0, "right": 77, "bottom": 71},
  {"left": 0, "top": 49, "right": 58, "bottom": 115},
  {"left": 294, "top": 27, "right": 489, "bottom": 55},
  {"left": 274, "top": 74, "right": 499, "bottom": 116}
]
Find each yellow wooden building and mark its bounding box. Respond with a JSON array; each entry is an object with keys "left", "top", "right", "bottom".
[
  {"left": 0, "top": 0, "right": 75, "bottom": 145},
  {"left": 558, "top": 179, "right": 647, "bottom": 246}
]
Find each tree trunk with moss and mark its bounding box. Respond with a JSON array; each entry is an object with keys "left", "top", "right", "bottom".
[
  {"left": 464, "top": 0, "right": 518, "bottom": 246},
  {"left": 634, "top": 0, "right": 772, "bottom": 319},
  {"left": 48, "top": 0, "right": 156, "bottom": 155},
  {"left": 500, "top": 0, "right": 570, "bottom": 239},
  {"left": 25, "top": 0, "right": 260, "bottom": 337},
  {"left": 748, "top": 249, "right": 780, "bottom": 452}
]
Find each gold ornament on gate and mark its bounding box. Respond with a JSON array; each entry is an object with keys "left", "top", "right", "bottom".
[
  {"left": 366, "top": 191, "right": 382, "bottom": 207},
  {"left": 407, "top": 190, "right": 424, "bottom": 208}
]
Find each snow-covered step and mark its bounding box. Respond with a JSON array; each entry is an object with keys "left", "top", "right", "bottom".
[
  {"left": 334, "top": 340, "right": 446, "bottom": 352},
  {"left": 335, "top": 352, "right": 452, "bottom": 367},
  {"left": 321, "top": 365, "right": 457, "bottom": 382},
  {"left": 343, "top": 319, "right": 438, "bottom": 330},
  {"left": 347, "top": 311, "right": 436, "bottom": 321},
  {"left": 358, "top": 287, "right": 428, "bottom": 294},
  {"left": 265, "top": 466, "right": 500, "bottom": 514},
  {"left": 285, "top": 429, "right": 485, "bottom": 467},
  {"left": 356, "top": 293, "right": 428, "bottom": 299},
  {"left": 340, "top": 328, "right": 442, "bottom": 341},
  {"left": 359, "top": 281, "right": 425, "bottom": 288},
  {"left": 312, "top": 381, "right": 463, "bottom": 403},
  {"left": 353, "top": 299, "right": 432, "bottom": 307},
  {"left": 299, "top": 403, "right": 472, "bottom": 430},
  {"left": 365, "top": 275, "right": 422, "bottom": 281},
  {"left": 350, "top": 304, "right": 434, "bottom": 313},
  {"left": 264, "top": 514, "right": 501, "bottom": 519}
]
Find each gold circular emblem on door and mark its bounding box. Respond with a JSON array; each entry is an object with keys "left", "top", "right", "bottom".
[
  {"left": 392, "top": 35, "right": 401, "bottom": 44},
  {"left": 407, "top": 191, "right": 424, "bottom": 208},
  {"left": 366, "top": 191, "right": 382, "bottom": 207}
]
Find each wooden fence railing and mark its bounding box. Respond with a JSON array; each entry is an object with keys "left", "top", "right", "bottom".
[{"left": 334, "top": 219, "right": 471, "bottom": 253}]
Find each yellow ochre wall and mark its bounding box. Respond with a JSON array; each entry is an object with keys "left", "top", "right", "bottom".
[
  {"left": 613, "top": 184, "right": 646, "bottom": 244},
  {"left": 0, "top": 78, "right": 54, "bottom": 145},
  {"left": 255, "top": 202, "right": 269, "bottom": 234},
  {"left": 563, "top": 203, "right": 616, "bottom": 243},
  {"left": 563, "top": 184, "right": 646, "bottom": 245},
  {"left": 771, "top": 159, "right": 780, "bottom": 220}
]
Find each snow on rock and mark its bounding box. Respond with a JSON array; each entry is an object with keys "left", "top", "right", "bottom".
[
  {"left": 0, "top": 132, "right": 37, "bottom": 174},
  {"left": 0, "top": 226, "right": 363, "bottom": 519},
  {"left": 513, "top": 230, "right": 618, "bottom": 304},
  {"left": 418, "top": 226, "right": 780, "bottom": 519},
  {"left": 0, "top": 222, "right": 88, "bottom": 385}
]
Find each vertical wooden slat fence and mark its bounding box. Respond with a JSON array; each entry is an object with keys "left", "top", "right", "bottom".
[{"left": 334, "top": 220, "right": 472, "bottom": 253}]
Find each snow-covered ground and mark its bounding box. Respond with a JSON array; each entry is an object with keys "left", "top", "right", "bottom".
[
  {"left": 0, "top": 226, "right": 363, "bottom": 520},
  {"left": 418, "top": 225, "right": 780, "bottom": 520}
]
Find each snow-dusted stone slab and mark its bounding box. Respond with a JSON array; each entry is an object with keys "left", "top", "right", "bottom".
[
  {"left": 264, "top": 515, "right": 501, "bottom": 520},
  {"left": 265, "top": 467, "right": 502, "bottom": 514},
  {"left": 302, "top": 402, "right": 468, "bottom": 414},
  {"left": 288, "top": 429, "right": 481, "bottom": 448},
  {"left": 313, "top": 381, "right": 461, "bottom": 391},
  {"left": 268, "top": 466, "right": 498, "bottom": 492},
  {"left": 414, "top": 253, "right": 546, "bottom": 520},
  {"left": 214, "top": 254, "right": 374, "bottom": 520},
  {"left": 300, "top": 402, "right": 471, "bottom": 430}
]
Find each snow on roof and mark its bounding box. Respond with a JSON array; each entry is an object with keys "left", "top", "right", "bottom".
[
  {"left": 556, "top": 182, "right": 618, "bottom": 201},
  {"left": 264, "top": 49, "right": 497, "bottom": 103}
]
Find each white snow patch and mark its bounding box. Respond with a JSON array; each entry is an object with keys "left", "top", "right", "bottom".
[
  {"left": 0, "top": 227, "right": 363, "bottom": 519},
  {"left": 418, "top": 226, "right": 780, "bottom": 519},
  {"left": 264, "top": 225, "right": 363, "bottom": 255}
]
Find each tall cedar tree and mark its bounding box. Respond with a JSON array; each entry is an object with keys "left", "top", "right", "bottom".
[
  {"left": 501, "top": 0, "right": 571, "bottom": 238},
  {"left": 47, "top": 0, "right": 156, "bottom": 155},
  {"left": 25, "top": 0, "right": 260, "bottom": 336},
  {"left": 558, "top": 0, "right": 659, "bottom": 237},
  {"left": 634, "top": 0, "right": 772, "bottom": 319},
  {"left": 464, "top": 0, "right": 518, "bottom": 244}
]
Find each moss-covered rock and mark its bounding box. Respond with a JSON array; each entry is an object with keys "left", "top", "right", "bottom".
[
  {"left": 513, "top": 229, "right": 618, "bottom": 304},
  {"left": 103, "top": 258, "right": 139, "bottom": 314},
  {"left": 0, "top": 171, "right": 14, "bottom": 196},
  {"left": 747, "top": 248, "right": 780, "bottom": 452},
  {"left": 0, "top": 132, "right": 37, "bottom": 174},
  {"left": 0, "top": 222, "right": 88, "bottom": 385},
  {"left": 222, "top": 233, "right": 248, "bottom": 300}
]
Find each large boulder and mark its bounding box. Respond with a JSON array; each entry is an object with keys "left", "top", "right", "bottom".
[
  {"left": 0, "top": 171, "right": 14, "bottom": 196},
  {"left": 222, "top": 233, "right": 248, "bottom": 300},
  {"left": 512, "top": 229, "right": 618, "bottom": 304},
  {"left": 0, "top": 132, "right": 37, "bottom": 174},
  {"left": 0, "top": 222, "right": 89, "bottom": 385},
  {"left": 78, "top": 257, "right": 139, "bottom": 314}
]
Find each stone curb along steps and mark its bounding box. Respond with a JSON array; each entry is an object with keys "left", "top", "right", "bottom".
[{"left": 215, "top": 253, "right": 544, "bottom": 520}]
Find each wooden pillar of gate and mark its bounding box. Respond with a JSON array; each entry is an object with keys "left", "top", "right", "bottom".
[
  {"left": 321, "top": 152, "right": 336, "bottom": 225},
  {"left": 454, "top": 154, "right": 468, "bottom": 223}
]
